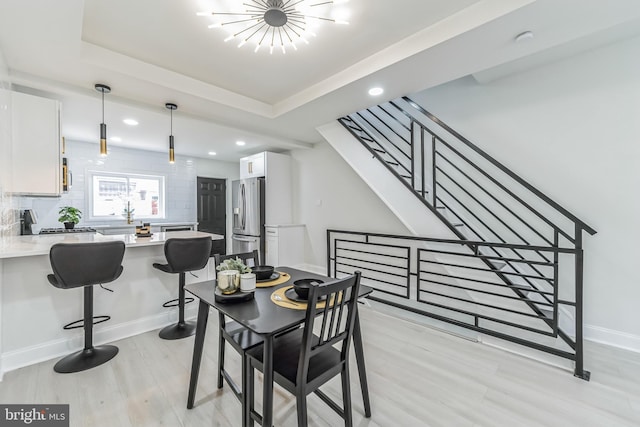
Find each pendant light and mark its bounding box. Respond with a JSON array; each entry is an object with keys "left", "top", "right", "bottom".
[
  {"left": 95, "top": 84, "right": 111, "bottom": 156},
  {"left": 166, "top": 103, "right": 177, "bottom": 164}
]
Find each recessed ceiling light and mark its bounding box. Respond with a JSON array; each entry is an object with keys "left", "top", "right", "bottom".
[
  {"left": 208, "top": 151, "right": 217, "bottom": 156},
  {"left": 110, "top": 136, "right": 122, "bottom": 142},
  {"left": 236, "top": 141, "right": 246, "bottom": 146},
  {"left": 368, "top": 87, "right": 384, "bottom": 96},
  {"left": 515, "top": 31, "right": 534, "bottom": 43},
  {"left": 123, "top": 118, "right": 139, "bottom": 126}
]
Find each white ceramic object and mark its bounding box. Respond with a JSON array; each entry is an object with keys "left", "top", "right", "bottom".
[{"left": 240, "top": 273, "right": 256, "bottom": 292}]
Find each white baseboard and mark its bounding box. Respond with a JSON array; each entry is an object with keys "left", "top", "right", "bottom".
[
  {"left": 584, "top": 324, "right": 640, "bottom": 353},
  {"left": 1, "top": 306, "right": 198, "bottom": 375}
]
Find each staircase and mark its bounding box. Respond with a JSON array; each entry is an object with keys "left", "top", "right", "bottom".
[{"left": 320, "top": 97, "right": 596, "bottom": 379}]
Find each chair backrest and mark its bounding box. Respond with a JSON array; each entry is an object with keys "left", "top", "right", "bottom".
[
  {"left": 214, "top": 250, "right": 260, "bottom": 269},
  {"left": 48, "top": 241, "right": 126, "bottom": 289},
  {"left": 297, "top": 271, "right": 362, "bottom": 385},
  {"left": 164, "top": 237, "right": 213, "bottom": 273}
]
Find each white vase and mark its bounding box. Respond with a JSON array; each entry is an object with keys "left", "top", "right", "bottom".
[{"left": 240, "top": 273, "right": 256, "bottom": 292}]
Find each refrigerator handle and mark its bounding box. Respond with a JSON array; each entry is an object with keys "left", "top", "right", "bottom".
[
  {"left": 241, "top": 183, "right": 246, "bottom": 230},
  {"left": 233, "top": 235, "right": 258, "bottom": 242}
]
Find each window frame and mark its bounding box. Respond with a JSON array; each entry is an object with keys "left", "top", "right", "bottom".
[{"left": 86, "top": 170, "right": 167, "bottom": 222}]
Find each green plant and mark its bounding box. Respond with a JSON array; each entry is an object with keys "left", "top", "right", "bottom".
[
  {"left": 58, "top": 206, "right": 82, "bottom": 224},
  {"left": 216, "top": 257, "right": 252, "bottom": 274}
]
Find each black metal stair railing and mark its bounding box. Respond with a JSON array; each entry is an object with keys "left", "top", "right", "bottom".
[{"left": 336, "top": 97, "right": 596, "bottom": 379}]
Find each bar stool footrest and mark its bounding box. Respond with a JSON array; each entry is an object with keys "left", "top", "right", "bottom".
[
  {"left": 62, "top": 315, "right": 111, "bottom": 330},
  {"left": 162, "top": 297, "right": 194, "bottom": 308}
]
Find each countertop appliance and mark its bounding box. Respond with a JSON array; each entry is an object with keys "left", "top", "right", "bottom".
[
  {"left": 39, "top": 227, "right": 97, "bottom": 234},
  {"left": 232, "top": 177, "right": 265, "bottom": 262},
  {"left": 20, "top": 209, "right": 38, "bottom": 235}
]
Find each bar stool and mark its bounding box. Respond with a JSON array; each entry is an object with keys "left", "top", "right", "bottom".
[
  {"left": 153, "top": 237, "right": 212, "bottom": 340},
  {"left": 47, "top": 240, "right": 125, "bottom": 373}
]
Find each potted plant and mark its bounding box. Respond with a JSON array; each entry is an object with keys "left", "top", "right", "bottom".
[
  {"left": 216, "top": 257, "right": 252, "bottom": 274},
  {"left": 58, "top": 206, "right": 82, "bottom": 229}
]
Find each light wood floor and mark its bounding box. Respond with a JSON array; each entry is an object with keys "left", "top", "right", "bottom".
[{"left": 1, "top": 305, "right": 638, "bottom": 426}]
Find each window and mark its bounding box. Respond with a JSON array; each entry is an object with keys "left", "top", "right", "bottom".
[{"left": 88, "top": 171, "right": 165, "bottom": 220}]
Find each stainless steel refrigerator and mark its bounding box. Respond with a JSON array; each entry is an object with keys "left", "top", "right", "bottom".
[{"left": 232, "top": 177, "right": 265, "bottom": 264}]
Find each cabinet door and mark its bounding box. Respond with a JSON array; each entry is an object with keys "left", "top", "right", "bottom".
[
  {"left": 9, "top": 92, "right": 61, "bottom": 195},
  {"left": 240, "top": 152, "right": 265, "bottom": 178},
  {"left": 265, "top": 227, "right": 279, "bottom": 266}
]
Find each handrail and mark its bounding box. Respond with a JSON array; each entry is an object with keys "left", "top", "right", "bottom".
[{"left": 402, "top": 97, "right": 597, "bottom": 236}]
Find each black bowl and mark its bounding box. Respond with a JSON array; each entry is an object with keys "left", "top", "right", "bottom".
[
  {"left": 293, "top": 278, "right": 324, "bottom": 299},
  {"left": 252, "top": 265, "right": 274, "bottom": 280}
]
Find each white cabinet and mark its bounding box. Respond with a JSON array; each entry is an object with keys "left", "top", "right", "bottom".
[
  {"left": 265, "top": 225, "right": 305, "bottom": 267},
  {"left": 240, "top": 152, "right": 265, "bottom": 179},
  {"left": 8, "top": 91, "right": 61, "bottom": 196},
  {"left": 239, "top": 151, "right": 292, "bottom": 225}
]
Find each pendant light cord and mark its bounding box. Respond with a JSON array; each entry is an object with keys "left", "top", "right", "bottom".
[{"left": 101, "top": 89, "right": 105, "bottom": 123}]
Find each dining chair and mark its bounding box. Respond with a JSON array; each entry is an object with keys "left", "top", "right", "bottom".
[
  {"left": 246, "top": 271, "right": 362, "bottom": 427},
  {"left": 213, "top": 250, "right": 263, "bottom": 412}
]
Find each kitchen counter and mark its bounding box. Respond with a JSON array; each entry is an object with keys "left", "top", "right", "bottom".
[
  {"left": 0, "top": 230, "right": 224, "bottom": 377},
  {"left": 0, "top": 230, "right": 222, "bottom": 259}
]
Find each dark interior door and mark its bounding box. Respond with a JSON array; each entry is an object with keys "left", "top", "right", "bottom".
[{"left": 197, "top": 177, "right": 226, "bottom": 256}]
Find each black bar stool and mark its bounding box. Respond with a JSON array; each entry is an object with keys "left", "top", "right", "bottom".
[
  {"left": 153, "top": 237, "right": 212, "bottom": 340},
  {"left": 47, "top": 240, "right": 126, "bottom": 373}
]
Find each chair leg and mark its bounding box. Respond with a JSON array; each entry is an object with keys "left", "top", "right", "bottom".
[
  {"left": 217, "top": 313, "right": 226, "bottom": 389},
  {"left": 247, "top": 359, "right": 255, "bottom": 427},
  {"left": 296, "top": 392, "right": 308, "bottom": 427},
  {"left": 341, "top": 364, "right": 353, "bottom": 427},
  {"left": 242, "top": 354, "right": 250, "bottom": 427}
]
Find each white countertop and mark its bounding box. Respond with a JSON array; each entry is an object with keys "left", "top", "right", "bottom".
[{"left": 0, "top": 231, "right": 224, "bottom": 259}]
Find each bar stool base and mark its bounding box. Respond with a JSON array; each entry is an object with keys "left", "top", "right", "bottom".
[
  {"left": 53, "top": 345, "right": 119, "bottom": 373},
  {"left": 159, "top": 321, "right": 197, "bottom": 340}
]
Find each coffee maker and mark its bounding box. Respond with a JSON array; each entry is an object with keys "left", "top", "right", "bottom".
[{"left": 20, "top": 209, "right": 37, "bottom": 235}]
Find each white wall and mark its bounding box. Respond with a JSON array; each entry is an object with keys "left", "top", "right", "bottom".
[
  {"left": 406, "top": 35, "right": 640, "bottom": 348},
  {"left": 290, "top": 140, "right": 411, "bottom": 269}
]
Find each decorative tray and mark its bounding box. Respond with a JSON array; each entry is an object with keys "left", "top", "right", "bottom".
[{"left": 214, "top": 287, "right": 255, "bottom": 303}]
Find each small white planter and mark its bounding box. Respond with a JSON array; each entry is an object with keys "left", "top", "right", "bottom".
[{"left": 240, "top": 273, "right": 256, "bottom": 292}]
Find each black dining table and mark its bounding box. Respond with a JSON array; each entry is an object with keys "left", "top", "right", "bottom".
[{"left": 185, "top": 266, "right": 372, "bottom": 426}]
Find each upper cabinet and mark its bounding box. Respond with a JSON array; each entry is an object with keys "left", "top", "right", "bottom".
[
  {"left": 239, "top": 152, "right": 266, "bottom": 179},
  {"left": 8, "top": 91, "right": 61, "bottom": 196},
  {"left": 239, "top": 151, "right": 292, "bottom": 225}
]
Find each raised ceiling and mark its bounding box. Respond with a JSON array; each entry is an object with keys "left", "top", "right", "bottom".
[{"left": 1, "top": 0, "right": 640, "bottom": 161}]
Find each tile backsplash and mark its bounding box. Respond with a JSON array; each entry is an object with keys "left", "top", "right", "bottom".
[{"left": 17, "top": 140, "right": 214, "bottom": 231}]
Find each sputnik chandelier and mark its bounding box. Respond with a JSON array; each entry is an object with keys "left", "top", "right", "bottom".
[{"left": 197, "top": 0, "right": 349, "bottom": 54}]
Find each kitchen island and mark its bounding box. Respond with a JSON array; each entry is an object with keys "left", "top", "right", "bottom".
[{"left": 0, "top": 231, "right": 223, "bottom": 378}]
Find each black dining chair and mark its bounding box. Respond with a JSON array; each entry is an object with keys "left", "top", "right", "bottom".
[
  {"left": 246, "top": 271, "right": 362, "bottom": 427},
  {"left": 153, "top": 237, "right": 212, "bottom": 339},
  {"left": 213, "top": 250, "right": 262, "bottom": 408},
  {"left": 47, "top": 240, "right": 126, "bottom": 373}
]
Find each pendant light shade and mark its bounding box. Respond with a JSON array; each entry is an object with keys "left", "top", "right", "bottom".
[
  {"left": 166, "top": 103, "right": 177, "bottom": 164},
  {"left": 95, "top": 84, "right": 111, "bottom": 156}
]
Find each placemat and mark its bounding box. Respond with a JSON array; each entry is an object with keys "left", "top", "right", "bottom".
[
  {"left": 271, "top": 285, "right": 333, "bottom": 310},
  {"left": 256, "top": 271, "right": 291, "bottom": 288}
]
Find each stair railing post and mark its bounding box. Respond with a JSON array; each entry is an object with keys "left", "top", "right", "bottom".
[
  {"left": 421, "top": 125, "right": 426, "bottom": 199},
  {"left": 574, "top": 224, "right": 589, "bottom": 380},
  {"left": 410, "top": 120, "right": 415, "bottom": 190},
  {"left": 431, "top": 134, "right": 437, "bottom": 207}
]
